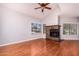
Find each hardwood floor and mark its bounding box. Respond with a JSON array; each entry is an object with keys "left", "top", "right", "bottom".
[
  {"left": 60, "top": 40, "right": 79, "bottom": 56},
  {"left": 0, "top": 38, "right": 79, "bottom": 56}
]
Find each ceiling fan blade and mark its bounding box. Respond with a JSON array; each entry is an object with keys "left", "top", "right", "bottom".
[
  {"left": 44, "top": 3, "right": 50, "bottom": 6},
  {"left": 38, "top": 3, "right": 42, "bottom": 6},
  {"left": 45, "top": 7, "right": 51, "bottom": 10},
  {"left": 35, "top": 7, "right": 41, "bottom": 9},
  {"left": 38, "top": 3, "right": 50, "bottom": 6}
]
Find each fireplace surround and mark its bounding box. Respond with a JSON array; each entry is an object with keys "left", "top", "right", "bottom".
[{"left": 46, "top": 25, "right": 60, "bottom": 41}]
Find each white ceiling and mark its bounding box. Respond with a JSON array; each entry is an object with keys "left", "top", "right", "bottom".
[
  {"left": 0, "top": 3, "right": 60, "bottom": 19},
  {"left": 1, "top": 3, "right": 79, "bottom": 19},
  {"left": 59, "top": 3, "right": 79, "bottom": 17}
]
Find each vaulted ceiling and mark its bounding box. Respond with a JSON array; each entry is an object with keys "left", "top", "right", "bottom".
[
  {"left": 0, "top": 3, "right": 60, "bottom": 19},
  {"left": 59, "top": 3, "right": 79, "bottom": 18},
  {"left": 1, "top": 3, "right": 79, "bottom": 19}
]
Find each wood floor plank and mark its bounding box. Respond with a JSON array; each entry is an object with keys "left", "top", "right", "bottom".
[{"left": 0, "top": 39, "right": 79, "bottom": 56}]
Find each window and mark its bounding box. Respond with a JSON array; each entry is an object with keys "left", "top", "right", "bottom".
[{"left": 63, "top": 24, "right": 77, "bottom": 35}]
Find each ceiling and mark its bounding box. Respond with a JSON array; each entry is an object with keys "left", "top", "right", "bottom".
[
  {"left": 0, "top": 3, "right": 60, "bottom": 19},
  {"left": 1, "top": 3, "right": 79, "bottom": 19},
  {"left": 59, "top": 3, "right": 79, "bottom": 18}
]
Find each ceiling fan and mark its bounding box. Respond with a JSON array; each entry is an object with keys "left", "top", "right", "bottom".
[{"left": 34, "top": 3, "right": 52, "bottom": 13}]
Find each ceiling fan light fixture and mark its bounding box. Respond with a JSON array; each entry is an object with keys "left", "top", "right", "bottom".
[{"left": 34, "top": 3, "right": 52, "bottom": 13}]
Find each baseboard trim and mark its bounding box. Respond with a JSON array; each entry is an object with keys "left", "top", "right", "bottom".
[
  {"left": 0, "top": 38, "right": 45, "bottom": 47},
  {"left": 61, "top": 39, "right": 79, "bottom": 40}
]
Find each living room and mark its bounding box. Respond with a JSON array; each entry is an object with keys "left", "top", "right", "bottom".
[{"left": 0, "top": 3, "right": 79, "bottom": 56}]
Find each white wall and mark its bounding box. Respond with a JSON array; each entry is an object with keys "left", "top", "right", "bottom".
[
  {"left": 0, "top": 6, "right": 44, "bottom": 45},
  {"left": 60, "top": 16, "right": 79, "bottom": 40},
  {"left": 41, "top": 9, "right": 59, "bottom": 26},
  {"left": 42, "top": 14, "right": 58, "bottom": 26},
  {"left": 0, "top": 4, "right": 3, "bottom": 45}
]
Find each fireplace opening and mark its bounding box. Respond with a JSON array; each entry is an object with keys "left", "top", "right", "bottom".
[{"left": 50, "top": 29, "right": 60, "bottom": 38}]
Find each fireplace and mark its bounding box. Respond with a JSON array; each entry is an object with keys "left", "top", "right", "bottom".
[
  {"left": 50, "top": 29, "right": 60, "bottom": 38},
  {"left": 46, "top": 25, "right": 60, "bottom": 41}
]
